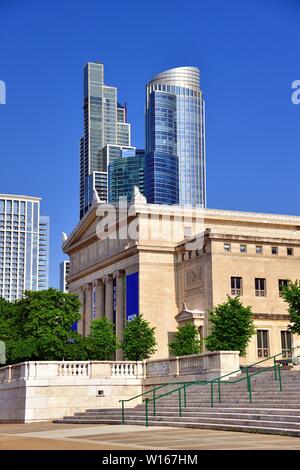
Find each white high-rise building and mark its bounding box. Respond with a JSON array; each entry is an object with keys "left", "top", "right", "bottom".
[
  {"left": 59, "top": 260, "right": 70, "bottom": 293},
  {"left": 0, "top": 194, "right": 49, "bottom": 301}
]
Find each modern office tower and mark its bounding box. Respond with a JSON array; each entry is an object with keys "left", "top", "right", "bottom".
[
  {"left": 79, "top": 61, "right": 132, "bottom": 218},
  {"left": 38, "top": 216, "right": 50, "bottom": 291},
  {"left": 117, "top": 103, "right": 131, "bottom": 146},
  {"left": 0, "top": 194, "right": 49, "bottom": 301},
  {"left": 145, "top": 66, "right": 206, "bottom": 207},
  {"left": 108, "top": 149, "right": 145, "bottom": 203},
  {"left": 59, "top": 260, "right": 70, "bottom": 293},
  {"left": 86, "top": 171, "right": 108, "bottom": 204}
]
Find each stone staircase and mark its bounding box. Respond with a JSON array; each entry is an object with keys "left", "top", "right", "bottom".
[{"left": 54, "top": 369, "right": 300, "bottom": 437}]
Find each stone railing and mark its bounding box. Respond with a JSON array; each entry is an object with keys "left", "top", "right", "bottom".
[
  {"left": 146, "top": 359, "right": 171, "bottom": 377},
  {"left": 179, "top": 355, "right": 204, "bottom": 375},
  {"left": 58, "top": 362, "right": 90, "bottom": 377},
  {"left": 0, "top": 360, "right": 145, "bottom": 383},
  {"left": 145, "top": 351, "right": 240, "bottom": 381},
  {"left": 111, "top": 362, "right": 139, "bottom": 377},
  {"left": 0, "top": 351, "right": 240, "bottom": 384}
]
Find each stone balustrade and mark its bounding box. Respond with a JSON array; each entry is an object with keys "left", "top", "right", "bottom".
[
  {"left": 110, "top": 362, "right": 143, "bottom": 377},
  {"left": 0, "top": 351, "right": 240, "bottom": 422},
  {"left": 58, "top": 362, "right": 90, "bottom": 377},
  {"left": 0, "top": 361, "right": 145, "bottom": 383},
  {"left": 146, "top": 359, "right": 172, "bottom": 376},
  {"left": 145, "top": 351, "right": 240, "bottom": 382},
  {"left": 0, "top": 351, "right": 240, "bottom": 384}
]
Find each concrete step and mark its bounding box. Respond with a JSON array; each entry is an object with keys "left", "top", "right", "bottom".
[
  {"left": 53, "top": 417, "right": 300, "bottom": 438},
  {"left": 85, "top": 414, "right": 300, "bottom": 430},
  {"left": 182, "top": 391, "right": 291, "bottom": 395},
  {"left": 73, "top": 412, "right": 300, "bottom": 427},
  {"left": 54, "top": 369, "right": 300, "bottom": 438},
  {"left": 85, "top": 406, "right": 300, "bottom": 416},
  {"left": 140, "top": 399, "right": 300, "bottom": 405},
  {"left": 57, "top": 416, "right": 300, "bottom": 431}
]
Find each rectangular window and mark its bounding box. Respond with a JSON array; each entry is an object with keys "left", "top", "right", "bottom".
[
  {"left": 224, "top": 243, "right": 231, "bottom": 253},
  {"left": 281, "top": 331, "right": 292, "bottom": 358},
  {"left": 240, "top": 245, "right": 247, "bottom": 254},
  {"left": 287, "top": 247, "right": 294, "bottom": 256},
  {"left": 257, "top": 330, "right": 269, "bottom": 358},
  {"left": 272, "top": 246, "right": 278, "bottom": 255},
  {"left": 184, "top": 226, "right": 192, "bottom": 238},
  {"left": 255, "top": 278, "right": 266, "bottom": 296},
  {"left": 231, "top": 277, "right": 242, "bottom": 296},
  {"left": 256, "top": 245, "right": 263, "bottom": 254},
  {"left": 278, "top": 279, "right": 289, "bottom": 297}
]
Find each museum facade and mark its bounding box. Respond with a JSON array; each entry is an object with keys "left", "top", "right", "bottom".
[{"left": 63, "top": 193, "right": 300, "bottom": 362}]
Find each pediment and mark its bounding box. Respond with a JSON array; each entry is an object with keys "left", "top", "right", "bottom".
[
  {"left": 175, "top": 308, "right": 205, "bottom": 323},
  {"left": 63, "top": 206, "right": 98, "bottom": 252}
]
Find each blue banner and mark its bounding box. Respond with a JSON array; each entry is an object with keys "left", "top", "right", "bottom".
[{"left": 126, "top": 272, "right": 139, "bottom": 321}]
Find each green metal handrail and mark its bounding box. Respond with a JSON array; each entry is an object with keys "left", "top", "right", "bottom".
[
  {"left": 119, "top": 380, "right": 199, "bottom": 424},
  {"left": 119, "top": 383, "right": 172, "bottom": 425},
  {"left": 140, "top": 346, "right": 300, "bottom": 427}
]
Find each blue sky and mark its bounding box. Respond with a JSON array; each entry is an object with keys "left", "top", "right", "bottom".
[{"left": 0, "top": 0, "right": 299, "bottom": 288}]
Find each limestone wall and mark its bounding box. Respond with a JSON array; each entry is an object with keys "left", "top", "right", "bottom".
[{"left": 0, "top": 353, "right": 240, "bottom": 422}]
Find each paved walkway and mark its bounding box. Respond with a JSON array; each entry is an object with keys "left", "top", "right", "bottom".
[{"left": 0, "top": 423, "right": 299, "bottom": 450}]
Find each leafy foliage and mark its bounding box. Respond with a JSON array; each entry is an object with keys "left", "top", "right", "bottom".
[
  {"left": 0, "top": 290, "right": 158, "bottom": 363},
  {"left": 205, "top": 296, "right": 255, "bottom": 356},
  {"left": 0, "top": 297, "right": 14, "bottom": 341},
  {"left": 85, "top": 318, "right": 120, "bottom": 360},
  {"left": 281, "top": 280, "right": 300, "bottom": 335},
  {"left": 169, "top": 323, "right": 202, "bottom": 356},
  {"left": 122, "top": 315, "right": 157, "bottom": 360},
  {"left": 0, "top": 289, "right": 84, "bottom": 363}
]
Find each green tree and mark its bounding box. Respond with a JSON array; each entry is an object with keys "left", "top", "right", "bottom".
[
  {"left": 122, "top": 315, "right": 157, "bottom": 360},
  {"left": 85, "top": 318, "right": 120, "bottom": 360},
  {"left": 205, "top": 296, "right": 255, "bottom": 356},
  {"left": 0, "top": 297, "right": 14, "bottom": 342},
  {"left": 281, "top": 280, "right": 300, "bottom": 335},
  {"left": 169, "top": 323, "right": 201, "bottom": 356},
  {"left": 6, "top": 289, "right": 82, "bottom": 362}
]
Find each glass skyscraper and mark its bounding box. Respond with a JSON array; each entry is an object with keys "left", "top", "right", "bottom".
[
  {"left": 80, "top": 62, "right": 132, "bottom": 218},
  {"left": 145, "top": 66, "right": 206, "bottom": 207},
  {"left": 0, "top": 194, "right": 49, "bottom": 301},
  {"left": 108, "top": 149, "right": 145, "bottom": 203}
]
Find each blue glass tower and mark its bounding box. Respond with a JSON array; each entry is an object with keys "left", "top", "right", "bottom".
[
  {"left": 145, "top": 67, "right": 206, "bottom": 208},
  {"left": 108, "top": 148, "right": 145, "bottom": 203}
]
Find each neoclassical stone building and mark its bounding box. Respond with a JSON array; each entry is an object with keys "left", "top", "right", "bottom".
[{"left": 63, "top": 194, "right": 300, "bottom": 361}]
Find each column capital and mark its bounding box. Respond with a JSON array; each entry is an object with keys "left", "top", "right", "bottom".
[
  {"left": 113, "top": 270, "right": 125, "bottom": 279},
  {"left": 102, "top": 275, "right": 113, "bottom": 284},
  {"left": 92, "top": 279, "right": 103, "bottom": 287},
  {"left": 82, "top": 283, "right": 92, "bottom": 291}
]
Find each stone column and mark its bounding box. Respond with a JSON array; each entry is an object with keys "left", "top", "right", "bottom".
[
  {"left": 93, "top": 280, "right": 105, "bottom": 319},
  {"left": 114, "top": 270, "right": 125, "bottom": 360},
  {"left": 76, "top": 288, "right": 85, "bottom": 335},
  {"left": 83, "top": 283, "right": 93, "bottom": 336},
  {"left": 103, "top": 275, "right": 114, "bottom": 323}
]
